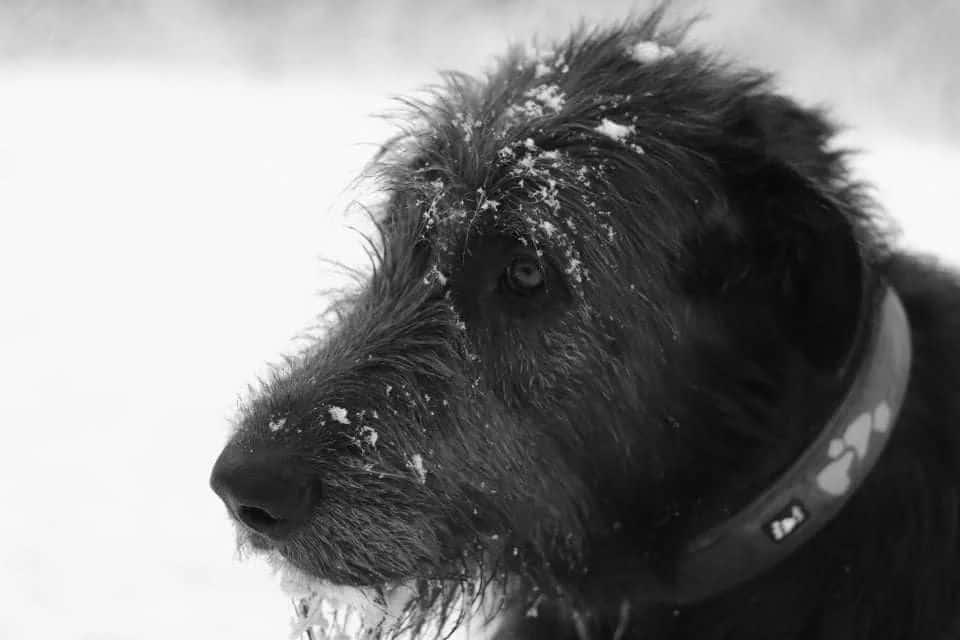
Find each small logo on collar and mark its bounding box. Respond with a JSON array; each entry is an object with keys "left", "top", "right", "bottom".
[{"left": 765, "top": 501, "right": 809, "bottom": 542}]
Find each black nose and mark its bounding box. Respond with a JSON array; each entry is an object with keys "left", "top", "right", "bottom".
[{"left": 210, "top": 446, "right": 316, "bottom": 540}]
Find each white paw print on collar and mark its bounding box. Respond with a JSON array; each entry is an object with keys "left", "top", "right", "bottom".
[{"left": 816, "top": 402, "right": 892, "bottom": 496}]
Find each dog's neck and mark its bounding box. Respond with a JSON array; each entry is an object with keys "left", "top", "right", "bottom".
[{"left": 652, "top": 283, "right": 913, "bottom": 604}]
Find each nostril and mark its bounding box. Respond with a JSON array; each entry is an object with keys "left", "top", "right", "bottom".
[{"left": 237, "top": 505, "right": 284, "bottom": 532}]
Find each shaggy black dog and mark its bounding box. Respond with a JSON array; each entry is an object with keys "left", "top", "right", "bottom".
[{"left": 211, "top": 11, "right": 960, "bottom": 640}]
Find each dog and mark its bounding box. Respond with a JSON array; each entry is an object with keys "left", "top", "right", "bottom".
[{"left": 211, "top": 11, "right": 960, "bottom": 639}]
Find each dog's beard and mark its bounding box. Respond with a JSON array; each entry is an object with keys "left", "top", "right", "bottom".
[
  {"left": 263, "top": 549, "right": 506, "bottom": 640},
  {"left": 267, "top": 550, "right": 410, "bottom": 638}
]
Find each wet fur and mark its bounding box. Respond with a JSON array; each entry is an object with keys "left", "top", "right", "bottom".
[{"left": 223, "top": 10, "right": 960, "bottom": 640}]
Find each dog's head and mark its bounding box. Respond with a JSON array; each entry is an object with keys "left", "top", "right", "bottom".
[{"left": 211, "top": 13, "right": 884, "bottom": 635}]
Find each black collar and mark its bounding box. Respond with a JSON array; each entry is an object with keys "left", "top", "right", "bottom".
[{"left": 655, "top": 284, "right": 913, "bottom": 604}]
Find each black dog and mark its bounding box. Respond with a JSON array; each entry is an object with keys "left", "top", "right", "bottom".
[{"left": 211, "top": 11, "right": 960, "bottom": 639}]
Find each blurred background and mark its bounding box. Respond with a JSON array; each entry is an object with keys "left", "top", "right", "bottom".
[{"left": 0, "top": 1, "right": 957, "bottom": 638}]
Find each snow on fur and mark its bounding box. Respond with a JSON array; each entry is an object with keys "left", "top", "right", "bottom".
[
  {"left": 594, "top": 118, "right": 636, "bottom": 141},
  {"left": 629, "top": 40, "right": 676, "bottom": 64}
]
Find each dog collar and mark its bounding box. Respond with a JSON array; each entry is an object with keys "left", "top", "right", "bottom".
[{"left": 662, "top": 284, "right": 912, "bottom": 604}]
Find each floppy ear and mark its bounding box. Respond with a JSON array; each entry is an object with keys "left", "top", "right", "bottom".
[
  {"left": 726, "top": 94, "right": 842, "bottom": 185},
  {"left": 696, "top": 95, "right": 865, "bottom": 372}
]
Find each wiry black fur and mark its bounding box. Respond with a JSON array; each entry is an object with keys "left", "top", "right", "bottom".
[{"left": 216, "top": 10, "right": 960, "bottom": 639}]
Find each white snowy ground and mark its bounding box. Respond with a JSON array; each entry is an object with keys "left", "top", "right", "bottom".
[
  {"left": 0, "top": 69, "right": 383, "bottom": 640},
  {"left": 0, "top": 16, "right": 958, "bottom": 640}
]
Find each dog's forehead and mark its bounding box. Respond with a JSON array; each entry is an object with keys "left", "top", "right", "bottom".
[
  {"left": 395, "top": 137, "right": 610, "bottom": 291},
  {"left": 371, "top": 29, "right": 727, "bottom": 298}
]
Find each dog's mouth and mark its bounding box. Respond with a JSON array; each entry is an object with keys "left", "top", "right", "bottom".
[
  {"left": 266, "top": 550, "right": 418, "bottom": 639},
  {"left": 264, "top": 549, "right": 508, "bottom": 640}
]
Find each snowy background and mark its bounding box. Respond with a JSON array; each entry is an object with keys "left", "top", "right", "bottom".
[{"left": 0, "top": 1, "right": 957, "bottom": 638}]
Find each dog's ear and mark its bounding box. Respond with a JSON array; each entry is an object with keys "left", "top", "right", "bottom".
[
  {"left": 726, "top": 94, "right": 841, "bottom": 185},
  {"left": 698, "top": 95, "right": 865, "bottom": 372}
]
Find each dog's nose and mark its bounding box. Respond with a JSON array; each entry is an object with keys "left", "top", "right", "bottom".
[{"left": 210, "top": 446, "right": 315, "bottom": 540}]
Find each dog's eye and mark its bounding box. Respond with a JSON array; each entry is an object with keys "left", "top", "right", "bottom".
[{"left": 502, "top": 256, "right": 545, "bottom": 294}]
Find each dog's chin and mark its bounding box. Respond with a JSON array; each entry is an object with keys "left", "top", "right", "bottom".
[
  {"left": 265, "top": 550, "right": 419, "bottom": 639},
  {"left": 258, "top": 548, "right": 508, "bottom": 640}
]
